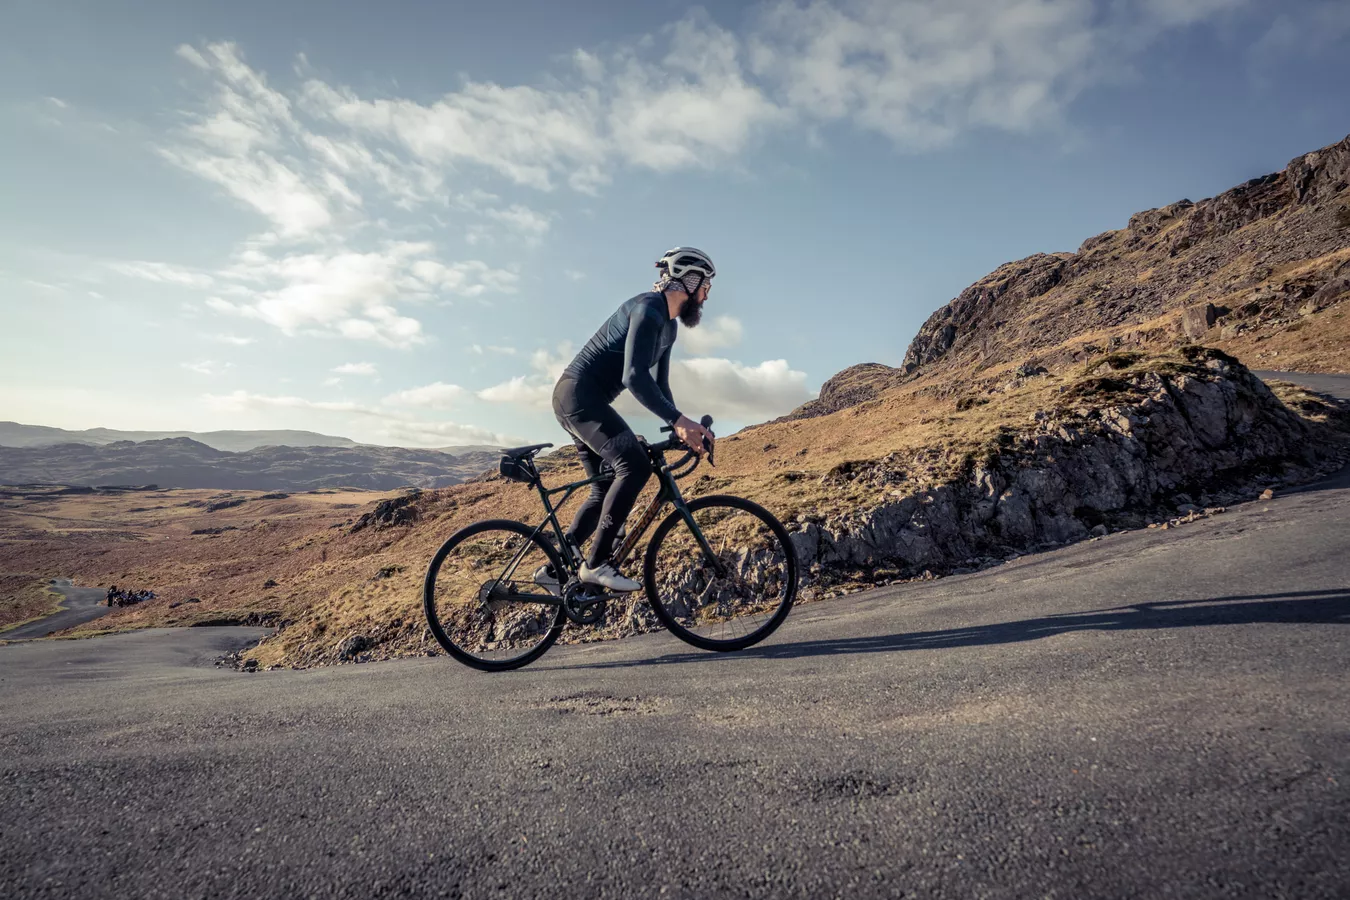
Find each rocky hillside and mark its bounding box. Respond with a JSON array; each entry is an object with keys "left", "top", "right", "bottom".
[
  {"left": 0, "top": 437, "right": 498, "bottom": 491},
  {"left": 787, "top": 133, "right": 1350, "bottom": 421}
]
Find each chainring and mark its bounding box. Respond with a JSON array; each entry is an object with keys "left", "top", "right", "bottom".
[{"left": 562, "top": 581, "right": 608, "bottom": 626}]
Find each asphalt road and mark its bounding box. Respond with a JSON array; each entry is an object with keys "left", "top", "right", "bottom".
[
  {"left": 1252, "top": 369, "right": 1350, "bottom": 397},
  {"left": 0, "top": 373, "right": 1347, "bottom": 899},
  {"left": 1, "top": 579, "right": 109, "bottom": 640}
]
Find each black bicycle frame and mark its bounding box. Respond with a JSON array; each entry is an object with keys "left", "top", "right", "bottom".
[{"left": 489, "top": 448, "right": 721, "bottom": 606}]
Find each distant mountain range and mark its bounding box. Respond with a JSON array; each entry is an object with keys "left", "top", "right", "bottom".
[
  {"left": 0, "top": 422, "right": 365, "bottom": 452},
  {"left": 0, "top": 430, "right": 505, "bottom": 491}
]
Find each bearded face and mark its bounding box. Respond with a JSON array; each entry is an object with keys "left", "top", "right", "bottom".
[{"left": 678, "top": 285, "right": 706, "bottom": 328}]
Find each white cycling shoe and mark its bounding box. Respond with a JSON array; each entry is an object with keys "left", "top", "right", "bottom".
[{"left": 578, "top": 561, "right": 641, "bottom": 593}]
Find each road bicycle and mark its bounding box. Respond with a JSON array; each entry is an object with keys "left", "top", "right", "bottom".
[{"left": 423, "top": 416, "right": 798, "bottom": 671}]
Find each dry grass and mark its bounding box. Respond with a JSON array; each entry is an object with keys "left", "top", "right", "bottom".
[
  {"left": 0, "top": 575, "right": 62, "bottom": 633},
  {"left": 1216, "top": 302, "right": 1350, "bottom": 372}
]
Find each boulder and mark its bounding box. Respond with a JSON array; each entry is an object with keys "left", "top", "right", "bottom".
[
  {"left": 336, "top": 634, "right": 370, "bottom": 661},
  {"left": 1181, "top": 303, "right": 1217, "bottom": 339}
]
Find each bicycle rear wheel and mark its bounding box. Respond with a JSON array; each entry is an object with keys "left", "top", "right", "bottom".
[
  {"left": 643, "top": 495, "right": 797, "bottom": 652},
  {"left": 423, "top": 519, "right": 565, "bottom": 671}
]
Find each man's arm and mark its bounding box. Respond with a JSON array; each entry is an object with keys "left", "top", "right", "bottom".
[
  {"left": 622, "top": 306, "right": 682, "bottom": 425},
  {"left": 656, "top": 343, "right": 675, "bottom": 411}
]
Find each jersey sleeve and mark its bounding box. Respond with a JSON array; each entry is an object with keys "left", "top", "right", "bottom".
[
  {"left": 656, "top": 341, "right": 675, "bottom": 412},
  {"left": 622, "top": 305, "right": 682, "bottom": 425}
]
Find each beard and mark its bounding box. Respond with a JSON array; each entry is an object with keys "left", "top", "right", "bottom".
[{"left": 678, "top": 295, "right": 703, "bottom": 328}]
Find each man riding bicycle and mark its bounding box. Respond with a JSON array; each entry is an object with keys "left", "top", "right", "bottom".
[{"left": 550, "top": 246, "right": 718, "bottom": 593}]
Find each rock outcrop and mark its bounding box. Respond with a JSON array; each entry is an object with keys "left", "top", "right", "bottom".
[
  {"left": 786, "top": 351, "right": 1344, "bottom": 585},
  {"left": 779, "top": 363, "right": 904, "bottom": 421},
  {"left": 897, "top": 134, "right": 1350, "bottom": 383},
  {"left": 774, "top": 134, "right": 1350, "bottom": 427}
]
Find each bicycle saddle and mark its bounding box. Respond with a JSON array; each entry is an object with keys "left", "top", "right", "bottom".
[{"left": 500, "top": 442, "right": 553, "bottom": 459}]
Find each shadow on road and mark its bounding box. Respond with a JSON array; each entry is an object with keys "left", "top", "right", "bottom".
[
  {"left": 1288, "top": 462, "right": 1350, "bottom": 495},
  {"left": 558, "top": 588, "right": 1350, "bottom": 670}
]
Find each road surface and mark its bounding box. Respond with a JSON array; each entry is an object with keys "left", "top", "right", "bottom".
[{"left": 1, "top": 579, "right": 109, "bottom": 640}]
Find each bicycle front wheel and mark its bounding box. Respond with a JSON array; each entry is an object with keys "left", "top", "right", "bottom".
[
  {"left": 643, "top": 495, "right": 797, "bottom": 652},
  {"left": 423, "top": 519, "right": 565, "bottom": 671}
]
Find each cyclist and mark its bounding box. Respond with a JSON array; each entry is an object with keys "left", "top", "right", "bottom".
[{"left": 550, "top": 246, "right": 717, "bottom": 592}]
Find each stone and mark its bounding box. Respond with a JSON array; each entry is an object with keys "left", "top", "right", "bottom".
[
  {"left": 336, "top": 634, "right": 370, "bottom": 661},
  {"left": 1260, "top": 488, "right": 1275, "bottom": 500},
  {"left": 1089, "top": 524, "right": 1108, "bottom": 537},
  {"left": 1181, "top": 303, "right": 1218, "bottom": 339}
]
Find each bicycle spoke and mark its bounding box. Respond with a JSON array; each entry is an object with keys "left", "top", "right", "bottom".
[
  {"left": 644, "top": 496, "right": 796, "bottom": 652},
  {"left": 424, "top": 522, "right": 565, "bottom": 671}
]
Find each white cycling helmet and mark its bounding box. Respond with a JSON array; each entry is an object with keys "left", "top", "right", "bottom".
[{"left": 655, "top": 246, "right": 716, "bottom": 281}]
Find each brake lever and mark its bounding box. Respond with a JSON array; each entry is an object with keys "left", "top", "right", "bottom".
[{"left": 700, "top": 414, "right": 716, "bottom": 468}]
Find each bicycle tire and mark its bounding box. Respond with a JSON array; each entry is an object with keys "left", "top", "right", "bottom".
[
  {"left": 423, "top": 519, "right": 566, "bottom": 672},
  {"left": 643, "top": 494, "right": 797, "bottom": 652}
]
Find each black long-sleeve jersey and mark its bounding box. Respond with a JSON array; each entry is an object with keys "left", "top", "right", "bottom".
[{"left": 561, "top": 292, "right": 680, "bottom": 424}]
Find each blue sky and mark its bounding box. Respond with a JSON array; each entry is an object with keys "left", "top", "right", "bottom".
[{"left": 2, "top": 0, "right": 1348, "bottom": 447}]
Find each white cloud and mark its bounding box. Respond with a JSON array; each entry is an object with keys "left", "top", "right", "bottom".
[
  {"left": 383, "top": 381, "right": 466, "bottom": 409},
  {"left": 529, "top": 344, "right": 573, "bottom": 382},
  {"left": 381, "top": 420, "right": 513, "bottom": 448},
  {"left": 46, "top": 97, "right": 68, "bottom": 109},
  {"left": 476, "top": 375, "right": 551, "bottom": 408},
  {"left": 205, "top": 390, "right": 376, "bottom": 415},
  {"left": 1251, "top": 1, "right": 1350, "bottom": 63},
  {"left": 204, "top": 241, "right": 515, "bottom": 346},
  {"left": 182, "top": 360, "right": 232, "bottom": 375},
  {"left": 202, "top": 388, "right": 510, "bottom": 447},
  {"left": 162, "top": 4, "right": 1245, "bottom": 241},
  {"left": 209, "top": 333, "right": 255, "bottom": 345},
  {"left": 607, "top": 15, "right": 790, "bottom": 171},
  {"left": 294, "top": 15, "right": 783, "bottom": 192},
  {"left": 163, "top": 43, "right": 343, "bottom": 238},
  {"left": 110, "top": 260, "right": 214, "bottom": 288},
  {"left": 750, "top": 0, "right": 1099, "bottom": 146},
  {"left": 1138, "top": 0, "right": 1247, "bottom": 28},
  {"left": 333, "top": 361, "right": 377, "bottom": 376},
  {"left": 410, "top": 258, "right": 519, "bottom": 296},
  {"left": 477, "top": 342, "right": 573, "bottom": 409},
  {"left": 487, "top": 204, "right": 551, "bottom": 236},
  {"left": 668, "top": 357, "right": 814, "bottom": 423},
  {"left": 679, "top": 315, "right": 743, "bottom": 354}
]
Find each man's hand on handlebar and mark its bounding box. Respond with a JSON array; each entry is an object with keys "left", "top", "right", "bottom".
[{"left": 672, "top": 414, "right": 715, "bottom": 458}]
